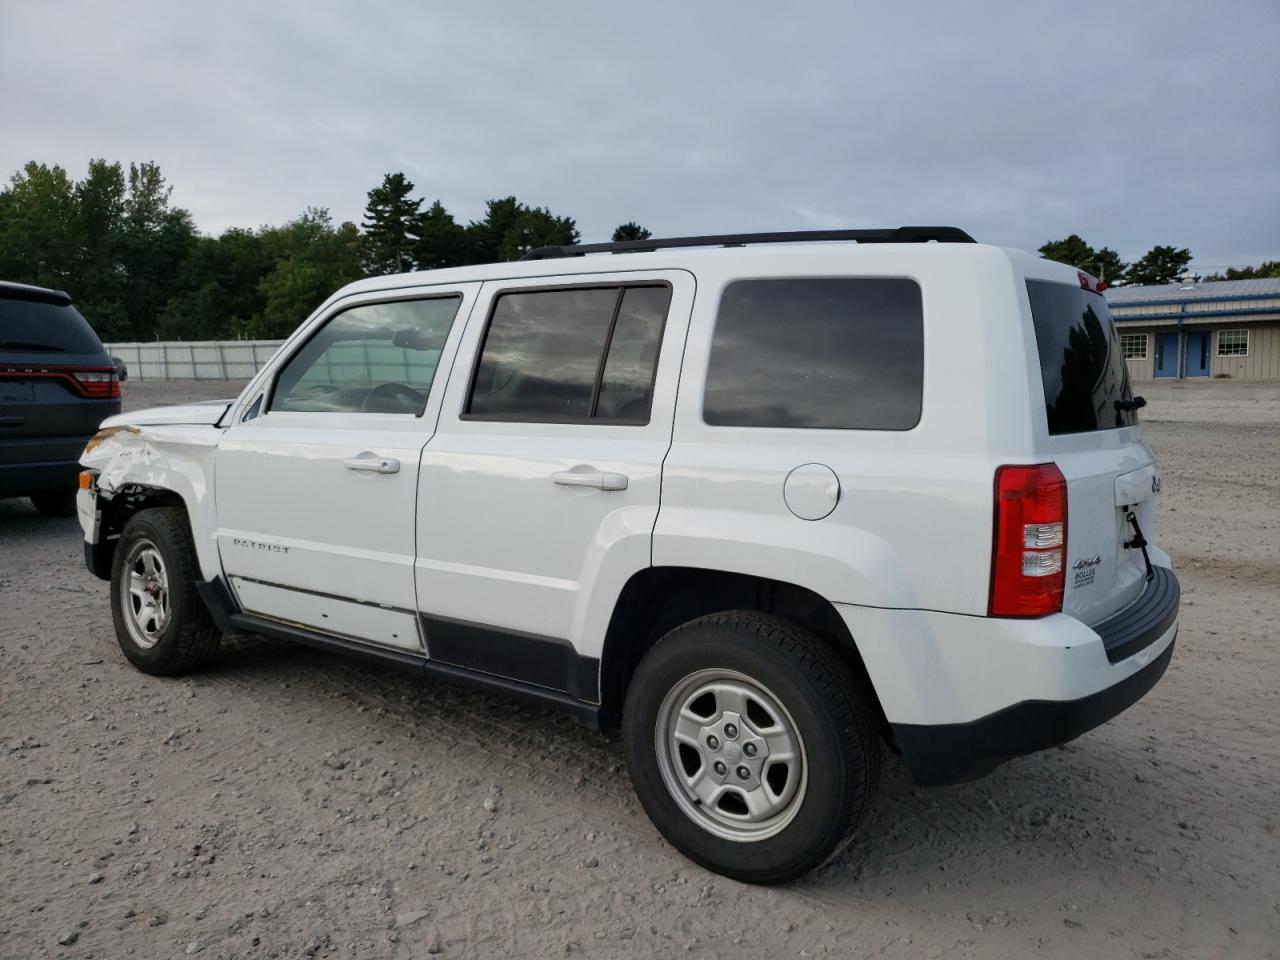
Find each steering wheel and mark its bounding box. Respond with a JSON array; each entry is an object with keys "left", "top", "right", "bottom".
[{"left": 361, "top": 381, "right": 422, "bottom": 414}]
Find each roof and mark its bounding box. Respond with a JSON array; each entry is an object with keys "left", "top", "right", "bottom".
[
  {"left": 0, "top": 279, "right": 72, "bottom": 304},
  {"left": 1105, "top": 277, "right": 1280, "bottom": 305},
  {"left": 340, "top": 240, "right": 1063, "bottom": 301}
]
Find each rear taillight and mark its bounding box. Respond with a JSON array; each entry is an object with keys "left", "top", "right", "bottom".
[
  {"left": 71, "top": 370, "right": 120, "bottom": 399},
  {"left": 989, "top": 463, "right": 1067, "bottom": 617}
]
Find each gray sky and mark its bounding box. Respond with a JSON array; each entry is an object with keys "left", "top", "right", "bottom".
[{"left": 3, "top": 1, "right": 1277, "bottom": 269}]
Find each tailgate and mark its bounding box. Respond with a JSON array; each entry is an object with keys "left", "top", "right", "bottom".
[{"left": 1055, "top": 443, "right": 1161, "bottom": 624}]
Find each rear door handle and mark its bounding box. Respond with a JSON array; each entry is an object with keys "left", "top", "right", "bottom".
[
  {"left": 344, "top": 455, "right": 400, "bottom": 475},
  {"left": 552, "top": 469, "right": 629, "bottom": 491}
]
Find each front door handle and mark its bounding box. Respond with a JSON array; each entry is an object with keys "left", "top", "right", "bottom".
[
  {"left": 552, "top": 469, "right": 629, "bottom": 491},
  {"left": 344, "top": 455, "right": 400, "bottom": 475}
]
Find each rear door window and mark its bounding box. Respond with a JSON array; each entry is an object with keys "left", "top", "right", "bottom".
[
  {"left": 703, "top": 278, "right": 924, "bottom": 429},
  {"left": 466, "top": 284, "right": 671, "bottom": 423},
  {"left": 0, "top": 296, "right": 104, "bottom": 355},
  {"left": 1026, "top": 280, "right": 1136, "bottom": 435}
]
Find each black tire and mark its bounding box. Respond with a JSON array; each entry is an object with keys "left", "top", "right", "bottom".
[
  {"left": 622, "top": 611, "right": 880, "bottom": 884},
  {"left": 109, "top": 507, "right": 221, "bottom": 675},
  {"left": 30, "top": 490, "right": 77, "bottom": 517}
]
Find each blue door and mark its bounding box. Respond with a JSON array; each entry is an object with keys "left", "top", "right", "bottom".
[
  {"left": 1184, "top": 331, "right": 1210, "bottom": 377},
  {"left": 1154, "top": 333, "right": 1179, "bottom": 378}
]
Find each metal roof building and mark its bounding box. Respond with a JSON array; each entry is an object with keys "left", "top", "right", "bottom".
[{"left": 1104, "top": 277, "right": 1280, "bottom": 381}]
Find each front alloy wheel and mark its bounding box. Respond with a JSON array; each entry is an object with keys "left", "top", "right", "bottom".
[{"left": 119, "top": 539, "right": 171, "bottom": 648}]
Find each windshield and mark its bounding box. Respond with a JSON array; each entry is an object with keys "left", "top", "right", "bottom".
[
  {"left": 1026, "top": 279, "right": 1137, "bottom": 435},
  {"left": 0, "top": 296, "right": 104, "bottom": 355}
]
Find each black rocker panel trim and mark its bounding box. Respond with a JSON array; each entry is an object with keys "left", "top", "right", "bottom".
[
  {"left": 194, "top": 579, "right": 603, "bottom": 727},
  {"left": 1093, "top": 565, "right": 1180, "bottom": 664},
  {"left": 420, "top": 613, "right": 600, "bottom": 704},
  {"left": 893, "top": 636, "right": 1175, "bottom": 786}
]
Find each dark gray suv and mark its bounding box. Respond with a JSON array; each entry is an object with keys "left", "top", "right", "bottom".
[{"left": 1, "top": 281, "right": 121, "bottom": 515}]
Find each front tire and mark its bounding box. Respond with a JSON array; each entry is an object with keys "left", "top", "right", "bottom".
[
  {"left": 109, "top": 508, "right": 221, "bottom": 675},
  {"left": 622, "top": 611, "right": 880, "bottom": 884}
]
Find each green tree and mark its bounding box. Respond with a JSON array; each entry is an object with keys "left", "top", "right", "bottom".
[
  {"left": 1038, "top": 234, "right": 1126, "bottom": 284},
  {"left": 499, "top": 206, "right": 579, "bottom": 261},
  {"left": 254, "top": 208, "right": 363, "bottom": 338},
  {"left": 157, "top": 229, "right": 270, "bottom": 340},
  {"left": 414, "top": 200, "right": 468, "bottom": 269},
  {"left": 361, "top": 172, "right": 420, "bottom": 274},
  {"left": 1126, "top": 245, "right": 1193, "bottom": 286},
  {"left": 115, "top": 162, "right": 198, "bottom": 340},
  {"left": 1206, "top": 260, "right": 1280, "bottom": 281},
  {"left": 612, "top": 222, "right": 652, "bottom": 242},
  {"left": 72, "top": 160, "right": 129, "bottom": 338},
  {"left": 0, "top": 162, "right": 79, "bottom": 291},
  {"left": 466, "top": 196, "right": 580, "bottom": 263}
]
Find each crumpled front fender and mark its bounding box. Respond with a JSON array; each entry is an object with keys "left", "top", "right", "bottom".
[{"left": 80, "top": 421, "right": 224, "bottom": 582}]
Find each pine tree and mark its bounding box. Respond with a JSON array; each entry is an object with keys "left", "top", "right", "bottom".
[
  {"left": 612, "top": 222, "right": 652, "bottom": 242},
  {"left": 362, "top": 173, "right": 421, "bottom": 274},
  {"left": 1126, "top": 245, "right": 1193, "bottom": 286}
]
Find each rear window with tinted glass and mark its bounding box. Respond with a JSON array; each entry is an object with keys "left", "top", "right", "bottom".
[
  {"left": 703, "top": 278, "right": 923, "bottom": 429},
  {"left": 0, "top": 296, "right": 104, "bottom": 355},
  {"left": 1026, "top": 280, "right": 1136, "bottom": 435}
]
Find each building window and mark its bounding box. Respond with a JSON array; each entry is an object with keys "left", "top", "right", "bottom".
[
  {"left": 1217, "top": 329, "right": 1249, "bottom": 357},
  {"left": 1120, "top": 333, "right": 1148, "bottom": 360}
]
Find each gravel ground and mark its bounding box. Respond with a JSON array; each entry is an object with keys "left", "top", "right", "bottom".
[{"left": 1, "top": 379, "right": 1277, "bottom": 960}]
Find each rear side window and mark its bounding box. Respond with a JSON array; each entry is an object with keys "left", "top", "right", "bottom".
[
  {"left": 1026, "top": 280, "right": 1136, "bottom": 435},
  {"left": 703, "top": 278, "right": 923, "bottom": 429},
  {"left": 0, "top": 296, "right": 104, "bottom": 355},
  {"left": 466, "top": 284, "right": 670, "bottom": 423}
]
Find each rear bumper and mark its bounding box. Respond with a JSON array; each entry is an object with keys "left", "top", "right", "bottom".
[
  {"left": 892, "top": 634, "right": 1175, "bottom": 785},
  {"left": 837, "top": 565, "right": 1181, "bottom": 786}
]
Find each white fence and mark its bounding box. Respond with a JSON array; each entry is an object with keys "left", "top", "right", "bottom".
[{"left": 104, "top": 340, "right": 284, "bottom": 381}]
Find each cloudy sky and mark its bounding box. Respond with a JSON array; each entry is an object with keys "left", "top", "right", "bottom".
[{"left": 3, "top": 1, "right": 1277, "bottom": 269}]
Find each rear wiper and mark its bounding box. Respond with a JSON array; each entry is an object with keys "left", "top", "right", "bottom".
[
  {"left": 0, "top": 340, "right": 65, "bottom": 352},
  {"left": 1114, "top": 396, "right": 1146, "bottom": 413},
  {"left": 1124, "top": 510, "right": 1156, "bottom": 582}
]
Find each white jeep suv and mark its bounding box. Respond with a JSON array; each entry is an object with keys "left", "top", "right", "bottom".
[{"left": 77, "top": 228, "right": 1179, "bottom": 883}]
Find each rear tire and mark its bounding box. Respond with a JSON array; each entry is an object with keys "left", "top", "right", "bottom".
[
  {"left": 622, "top": 611, "right": 880, "bottom": 884},
  {"left": 30, "top": 490, "right": 77, "bottom": 517},
  {"left": 109, "top": 508, "right": 221, "bottom": 675}
]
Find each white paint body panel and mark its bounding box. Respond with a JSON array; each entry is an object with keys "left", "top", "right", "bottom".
[
  {"left": 837, "top": 562, "right": 1178, "bottom": 725},
  {"left": 212, "top": 283, "right": 481, "bottom": 640},
  {"left": 78, "top": 422, "right": 224, "bottom": 580},
  {"left": 231, "top": 578, "right": 419, "bottom": 651},
  {"left": 415, "top": 270, "right": 694, "bottom": 657}
]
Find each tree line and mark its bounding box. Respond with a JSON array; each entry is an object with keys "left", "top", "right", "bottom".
[
  {"left": 1038, "top": 235, "right": 1279, "bottom": 286},
  {"left": 1, "top": 159, "right": 1272, "bottom": 342},
  {"left": 0, "top": 161, "right": 653, "bottom": 342}
]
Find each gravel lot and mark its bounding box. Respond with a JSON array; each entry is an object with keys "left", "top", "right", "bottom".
[{"left": 2, "top": 379, "right": 1277, "bottom": 959}]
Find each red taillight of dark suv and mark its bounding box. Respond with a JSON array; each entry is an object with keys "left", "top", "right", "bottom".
[
  {"left": 989, "top": 463, "right": 1068, "bottom": 617},
  {"left": 0, "top": 366, "right": 120, "bottom": 399},
  {"left": 70, "top": 368, "right": 121, "bottom": 399}
]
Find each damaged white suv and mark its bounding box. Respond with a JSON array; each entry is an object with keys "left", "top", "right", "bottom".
[{"left": 78, "top": 228, "right": 1179, "bottom": 883}]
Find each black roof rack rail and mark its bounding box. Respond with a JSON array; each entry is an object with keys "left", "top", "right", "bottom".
[{"left": 521, "top": 226, "right": 975, "bottom": 261}]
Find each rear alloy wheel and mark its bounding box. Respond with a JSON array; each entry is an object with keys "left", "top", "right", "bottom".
[
  {"left": 623, "top": 611, "right": 880, "bottom": 884},
  {"left": 109, "top": 508, "right": 221, "bottom": 675},
  {"left": 30, "top": 490, "right": 77, "bottom": 517}
]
